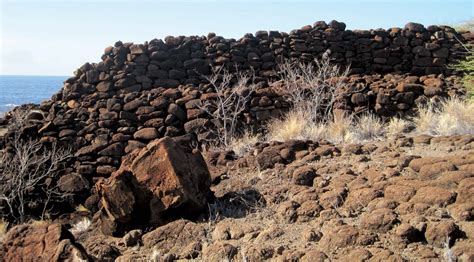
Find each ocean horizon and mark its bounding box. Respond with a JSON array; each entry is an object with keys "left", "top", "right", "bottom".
[{"left": 0, "top": 75, "right": 68, "bottom": 115}]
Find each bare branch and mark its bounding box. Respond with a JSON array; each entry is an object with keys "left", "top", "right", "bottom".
[
  {"left": 0, "top": 109, "right": 72, "bottom": 224},
  {"left": 199, "top": 67, "right": 257, "bottom": 150},
  {"left": 275, "top": 58, "right": 351, "bottom": 123}
]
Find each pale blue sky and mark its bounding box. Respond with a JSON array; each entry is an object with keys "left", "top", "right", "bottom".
[{"left": 1, "top": 0, "right": 472, "bottom": 76}]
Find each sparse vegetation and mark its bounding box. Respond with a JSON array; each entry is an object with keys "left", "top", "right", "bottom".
[
  {"left": 443, "top": 236, "right": 455, "bottom": 262},
  {"left": 386, "top": 117, "right": 412, "bottom": 138},
  {"left": 452, "top": 19, "right": 474, "bottom": 32},
  {"left": 266, "top": 109, "right": 325, "bottom": 142},
  {"left": 69, "top": 217, "right": 91, "bottom": 236},
  {"left": 266, "top": 58, "right": 353, "bottom": 143},
  {"left": 449, "top": 21, "right": 473, "bottom": 102},
  {"left": 2, "top": 18, "right": 474, "bottom": 261},
  {"left": 0, "top": 219, "right": 8, "bottom": 242},
  {"left": 200, "top": 67, "right": 257, "bottom": 151},
  {"left": 0, "top": 110, "right": 71, "bottom": 225},
  {"left": 267, "top": 96, "right": 474, "bottom": 145},
  {"left": 451, "top": 45, "right": 474, "bottom": 101},
  {"left": 324, "top": 112, "right": 353, "bottom": 144},
  {"left": 345, "top": 114, "right": 385, "bottom": 143},
  {"left": 276, "top": 58, "right": 350, "bottom": 122},
  {"left": 413, "top": 97, "right": 474, "bottom": 136},
  {"left": 229, "top": 130, "right": 261, "bottom": 157}
]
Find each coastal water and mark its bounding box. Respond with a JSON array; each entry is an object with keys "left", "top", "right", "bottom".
[{"left": 0, "top": 75, "right": 67, "bottom": 114}]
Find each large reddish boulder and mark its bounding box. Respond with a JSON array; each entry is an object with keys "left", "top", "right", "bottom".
[
  {"left": 97, "top": 136, "right": 212, "bottom": 236},
  {"left": 0, "top": 222, "right": 88, "bottom": 261}
]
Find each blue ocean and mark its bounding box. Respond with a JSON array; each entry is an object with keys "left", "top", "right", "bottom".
[{"left": 0, "top": 75, "right": 68, "bottom": 114}]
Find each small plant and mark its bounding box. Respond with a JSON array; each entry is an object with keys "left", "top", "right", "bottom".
[
  {"left": 276, "top": 58, "right": 350, "bottom": 122},
  {"left": 324, "top": 113, "right": 353, "bottom": 144},
  {"left": 0, "top": 110, "right": 71, "bottom": 224},
  {"left": 413, "top": 97, "right": 474, "bottom": 136},
  {"left": 69, "top": 217, "right": 91, "bottom": 236},
  {"left": 267, "top": 58, "right": 352, "bottom": 143},
  {"left": 436, "top": 97, "right": 474, "bottom": 135},
  {"left": 0, "top": 219, "right": 8, "bottom": 242},
  {"left": 229, "top": 130, "right": 261, "bottom": 157},
  {"left": 386, "top": 117, "right": 411, "bottom": 138},
  {"left": 412, "top": 102, "right": 437, "bottom": 135},
  {"left": 443, "top": 236, "right": 455, "bottom": 262},
  {"left": 346, "top": 114, "right": 385, "bottom": 143},
  {"left": 75, "top": 204, "right": 89, "bottom": 212},
  {"left": 450, "top": 40, "right": 473, "bottom": 101},
  {"left": 200, "top": 67, "right": 257, "bottom": 151},
  {"left": 452, "top": 19, "right": 474, "bottom": 32},
  {"left": 266, "top": 108, "right": 329, "bottom": 142}
]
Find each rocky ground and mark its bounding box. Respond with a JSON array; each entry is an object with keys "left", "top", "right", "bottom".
[{"left": 4, "top": 133, "right": 472, "bottom": 261}]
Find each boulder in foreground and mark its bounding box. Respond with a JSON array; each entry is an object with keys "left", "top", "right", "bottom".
[
  {"left": 97, "top": 136, "right": 212, "bottom": 236},
  {"left": 0, "top": 222, "right": 88, "bottom": 261}
]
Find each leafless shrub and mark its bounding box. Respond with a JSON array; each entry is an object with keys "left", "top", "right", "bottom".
[
  {"left": 276, "top": 58, "right": 350, "bottom": 122},
  {"left": 0, "top": 110, "right": 71, "bottom": 224},
  {"left": 5, "top": 108, "right": 30, "bottom": 131},
  {"left": 266, "top": 58, "right": 353, "bottom": 143},
  {"left": 200, "top": 67, "right": 257, "bottom": 150}
]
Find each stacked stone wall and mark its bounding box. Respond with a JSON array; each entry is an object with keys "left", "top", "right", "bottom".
[{"left": 1, "top": 21, "right": 471, "bottom": 194}]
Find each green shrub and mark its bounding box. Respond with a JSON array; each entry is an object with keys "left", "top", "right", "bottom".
[{"left": 451, "top": 44, "right": 474, "bottom": 102}]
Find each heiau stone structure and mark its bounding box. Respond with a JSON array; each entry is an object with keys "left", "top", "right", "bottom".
[{"left": 1, "top": 21, "right": 472, "bottom": 208}]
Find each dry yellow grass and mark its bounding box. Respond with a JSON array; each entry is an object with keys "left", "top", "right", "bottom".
[
  {"left": 413, "top": 102, "right": 437, "bottom": 135},
  {"left": 386, "top": 117, "right": 411, "bottom": 138},
  {"left": 413, "top": 97, "right": 474, "bottom": 136},
  {"left": 229, "top": 131, "right": 261, "bottom": 157},
  {"left": 435, "top": 98, "right": 474, "bottom": 135},
  {"left": 325, "top": 113, "right": 352, "bottom": 144},
  {"left": 266, "top": 109, "right": 326, "bottom": 142},
  {"left": 75, "top": 204, "right": 89, "bottom": 212},
  {"left": 263, "top": 98, "right": 473, "bottom": 148},
  {"left": 70, "top": 217, "right": 91, "bottom": 236},
  {"left": 345, "top": 114, "right": 384, "bottom": 143},
  {"left": 0, "top": 220, "right": 8, "bottom": 242}
]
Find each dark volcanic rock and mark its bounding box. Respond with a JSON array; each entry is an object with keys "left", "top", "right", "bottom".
[{"left": 97, "top": 137, "right": 212, "bottom": 236}]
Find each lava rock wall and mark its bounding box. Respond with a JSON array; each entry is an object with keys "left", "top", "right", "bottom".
[{"left": 1, "top": 21, "right": 471, "bottom": 207}]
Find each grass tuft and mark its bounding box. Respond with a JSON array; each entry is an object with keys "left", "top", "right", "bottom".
[
  {"left": 413, "top": 97, "right": 474, "bottom": 136},
  {"left": 412, "top": 102, "right": 437, "bottom": 135},
  {"left": 346, "top": 114, "right": 385, "bottom": 143},
  {"left": 70, "top": 217, "right": 91, "bottom": 236},
  {"left": 229, "top": 131, "right": 261, "bottom": 157},
  {"left": 386, "top": 117, "right": 412, "bottom": 138},
  {"left": 325, "top": 113, "right": 352, "bottom": 144},
  {"left": 0, "top": 220, "right": 8, "bottom": 242},
  {"left": 435, "top": 98, "right": 474, "bottom": 135}
]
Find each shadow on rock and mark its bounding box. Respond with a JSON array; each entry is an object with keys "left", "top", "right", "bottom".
[{"left": 208, "top": 188, "right": 266, "bottom": 220}]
